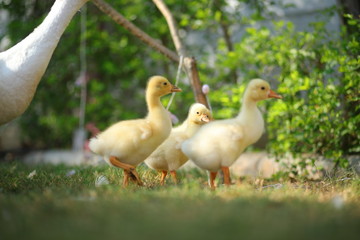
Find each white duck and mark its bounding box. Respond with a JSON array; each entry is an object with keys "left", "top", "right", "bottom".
[
  {"left": 145, "top": 103, "right": 211, "bottom": 185},
  {"left": 89, "top": 76, "right": 181, "bottom": 186},
  {"left": 181, "top": 79, "right": 282, "bottom": 189},
  {"left": 0, "top": 0, "right": 89, "bottom": 125}
]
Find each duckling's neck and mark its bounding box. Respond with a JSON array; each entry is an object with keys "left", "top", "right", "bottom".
[
  {"left": 146, "top": 93, "right": 171, "bottom": 128},
  {"left": 146, "top": 92, "right": 162, "bottom": 111},
  {"left": 238, "top": 95, "right": 261, "bottom": 122},
  {"left": 184, "top": 120, "right": 202, "bottom": 137},
  {"left": 237, "top": 95, "right": 265, "bottom": 143}
]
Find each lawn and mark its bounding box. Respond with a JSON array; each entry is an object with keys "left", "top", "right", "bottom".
[{"left": 0, "top": 161, "right": 359, "bottom": 240}]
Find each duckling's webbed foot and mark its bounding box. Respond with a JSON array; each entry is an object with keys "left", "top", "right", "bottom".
[{"left": 109, "top": 156, "right": 143, "bottom": 186}]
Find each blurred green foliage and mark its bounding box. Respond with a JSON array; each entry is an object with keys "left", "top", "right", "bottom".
[
  {"left": 211, "top": 14, "right": 360, "bottom": 172},
  {"left": 1, "top": 1, "right": 359, "bottom": 172}
]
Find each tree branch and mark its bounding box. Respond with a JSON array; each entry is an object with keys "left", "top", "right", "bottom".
[
  {"left": 152, "top": 0, "right": 185, "bottom": 56},
  {"left": 152, "top": 0, "right": 209, "bottom": 108},
  {"left": 91, "top": 0, "right": 209, "bottom": 108},
  {"left": 91, "top": 0, "right": 179, "bottom": 63},
  {"left": 184, "top": 57, "right": 209, "bottom": 105}
]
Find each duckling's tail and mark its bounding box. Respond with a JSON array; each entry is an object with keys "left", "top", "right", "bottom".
[{"left": 89, "top": 137, "right": 103, "bottom": 155}]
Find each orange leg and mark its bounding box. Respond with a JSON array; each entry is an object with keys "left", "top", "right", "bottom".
[
  {"left": 170, "top": 170, "right": 177, "bottom": 184},
  {"left": 123, "top": 171, "right": 130, "bottom": 187},
  {"left": 221, "top": 166, "right": 231, "bottom": 186},
  {"left": 160, "top": 170, "right": 168, "bottom": 185},
  {"left": 209, "top": 171, "right": 218, "bottom": 190},
  {"left": 109, "top": 156, "right": 143, "bottom": 186}
]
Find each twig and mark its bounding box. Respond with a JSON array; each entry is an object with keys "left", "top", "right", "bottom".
[
  {"left": 152, "top": 0, "right": 185, "bottom": 56},
  {"left": 91, "top": 0, "right": 179, "bottom": 62},
  {"left": 166, "top": 55, "right": 184, "bottom": 110}
]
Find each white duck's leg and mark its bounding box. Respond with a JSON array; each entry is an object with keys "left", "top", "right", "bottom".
[
  {"left": 221, "top": 166, "right": 231, "bottom": 186},
  {"left": 209, "top": 171, "right": 217, "bottom": 189},
  {"left": 170, "top": 170, "right": 177, "bottom": 184},
  {"left": 160, "top": 170, "right": 167, "bottom": 185},
  {"left": 109, "top": 156, "right": 143, "bottom": 186}
]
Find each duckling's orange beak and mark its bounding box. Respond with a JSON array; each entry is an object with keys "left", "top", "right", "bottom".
[
  {"left": 268, "top": 89, "right": 282, "bottom": 99},
  {"left": 171, "top": 84, "right": 182, "bottom": 92},
  {"left": 200, "top": 114, "right": 210, "bottom": 123}
]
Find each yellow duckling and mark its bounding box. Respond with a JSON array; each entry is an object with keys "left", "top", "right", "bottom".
[
  {"left": 145, "top": 103, "right": 212, "bottom": 185},
  {"left": 89, "top": 76, "right": 182, "bottom": 186},
  {"left": 181, "top": 79, "right": 282, "bottom": 189}
]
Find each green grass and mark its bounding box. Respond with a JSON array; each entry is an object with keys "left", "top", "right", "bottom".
[{"left": 0, "top": 162, "right": 359, "bottom": 240}]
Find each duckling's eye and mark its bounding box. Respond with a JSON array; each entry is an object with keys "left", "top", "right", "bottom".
[
  {"left": 196, "top": 112, "right": 200, "bottom": 115},
  {"left": 163, "top": 82, "right": 167, "bottom": 85},
  {"left": 261, "top": 86, "right": 266, "bottom": 90}
]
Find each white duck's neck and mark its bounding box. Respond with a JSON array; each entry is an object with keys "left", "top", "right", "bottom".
[
  {"left": 4, "top": 0, "right": 88, "bottom": 80},
  {"left": 0, "top": 0, "right": 88, "bottom": 124}
]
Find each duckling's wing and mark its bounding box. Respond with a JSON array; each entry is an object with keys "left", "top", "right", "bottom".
[
  {"left": 226, "top": 124, "right": 244, "bottom": 141},
  {"left": 92, "top": 119, "right": 153, "bottom": 157},
  {"left": 112, "top": 119, "right": 153, "bottom": 144},
  {"left": 182, "top": 120, "right": 244, "bottom": 167},
  {"left": 201, "top": 123, "right": 244, "bottom": 160},
  {"left": 138, "top": 122, "right": 153, "bottom": 140},
  {"left": 200, "top": 120, "right": 244, "bottom": 142}
]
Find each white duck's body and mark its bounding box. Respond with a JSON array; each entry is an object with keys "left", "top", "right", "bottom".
[
  {"left": 89, "top": 76, "right": 181, "bottom": 186},
  {"left": 182, "top": 79, "right": 282, "bottom": 188},
  {"left": 145, "top": 103, "right": 211, "bottom": 183},
  {"left": 0, "top": 0, "right": 88, "bottom": 125}
]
